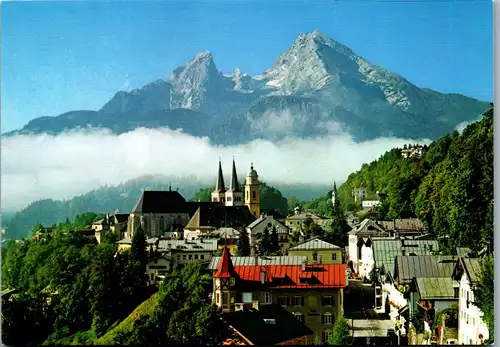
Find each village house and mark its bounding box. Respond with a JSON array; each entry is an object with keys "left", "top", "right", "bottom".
[
  {"left": 352, "top": 187, "right": 367, "bottom": 202},
  {"left": 146, "top": 254, "right": 171, "bottom": 284},
  {"left": 156, "top": 238, "right": 218, "bottom": 266},
  {"left": 371, "top": 239, "right": 439, "bottom": 313},
  {"left": 348, "top": 218, "right": 429, "bottom": 279},
  {"left": 401, "top": 145, "right": 424, "bottom": 159},
  {"left": 361, "top": 192, "right": 381, "bottom": 209},
  {"left": 393, "top": 255, "right": 458, "bottom": 338},
  {"left": 453, "top": 257, "right": 489, "bottom": 345},
  {"left": 222, "top": 303, "right": 313, "bottom": 345},
  {"left": 211, "top": 247, "right": 347, "bottom": 344},
  {"left": 246, "top": 215, "right": 291, "bottom": 255},
  {"left": 284, "top": 208, "right": 324, "bottom": 231},
  {"left": 183, "top": 204, "right": 255, "bottom": 241},
  {"left": 287, "top": 238, "right": 343, "bottom": 265}
]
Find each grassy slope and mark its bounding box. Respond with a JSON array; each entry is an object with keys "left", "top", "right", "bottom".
[{"left": 95, "top": 292, "right": 159, "bottom": 345}]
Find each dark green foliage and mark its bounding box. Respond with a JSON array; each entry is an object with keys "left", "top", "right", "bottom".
[
  {"left": 472, "top": 255, "right": 494, "bottom": 343},
  {"left": 269, "top": 226, "right": 279, "bottom": 254},
  {"left": 236, "top": 230, "right": 251, "bottom": 256},
  {"left": 326, "top": 183, "right": 350, "bottom": 248},
  {"left": 259, "top": 182, "right": 289, "bottom": 215},
  {"left": 100, "top": 262, "right": 229, "bottom": 345},
  {"left": 191, "top": 187, "right": 213, "bottom": 202},
  {"left": 335, "top": 108, "right": 493, "bottom": 252},
  {"left": 259, "top": 226, "right": 272, "bottom": 255}
]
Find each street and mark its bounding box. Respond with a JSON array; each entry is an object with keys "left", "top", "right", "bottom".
[{"left": 344, "top": 280, "right": 400, "bottom": 345}]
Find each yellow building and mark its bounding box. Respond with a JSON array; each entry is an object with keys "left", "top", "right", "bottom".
[
  {"left": 244, "top": 163, "right": 260, "bottom": 218},
  {"left": 288, "top": 238, "right": 343, "bottom": 264}
]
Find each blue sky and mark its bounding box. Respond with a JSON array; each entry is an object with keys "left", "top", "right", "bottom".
[{"left": 1, "top": 0, "right": 493, "bottom": 133}]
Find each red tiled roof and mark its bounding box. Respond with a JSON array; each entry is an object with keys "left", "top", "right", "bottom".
[
  {"left": 214, "top": 245, "right": 238, "bottom": 279},
  {"left": 232, "top": 264, "right": 346, "bottom": 289}
]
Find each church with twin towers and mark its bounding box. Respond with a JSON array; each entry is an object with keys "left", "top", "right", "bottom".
[{"left": 211, "top": 158, "right": 261, "bottom": 218}]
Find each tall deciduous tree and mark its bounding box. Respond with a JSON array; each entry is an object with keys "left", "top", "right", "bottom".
[
  {"left": 269, "top": 226, "right": 279, "bottom": 254},
  {"left": 472, "top": 255, "right": 494, "bottom": 343}
]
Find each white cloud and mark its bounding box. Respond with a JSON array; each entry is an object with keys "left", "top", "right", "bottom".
[{"left": 1, "top": 128, "right": 431, "bottom": 212}]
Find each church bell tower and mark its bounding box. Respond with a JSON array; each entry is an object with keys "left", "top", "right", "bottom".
[
  {"left": 244, "top": 163, "right": 260, "bottom": 218},
  {"left": 225, "top": 158, "right": 243, "bottom": 206},
  {"left": 211, "top": 159, "right": 227, "bottom": 204}
]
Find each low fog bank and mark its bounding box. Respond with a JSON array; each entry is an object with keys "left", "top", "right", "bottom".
[{"left": 1, "top": 127, "right": 430, "bottom": 212}]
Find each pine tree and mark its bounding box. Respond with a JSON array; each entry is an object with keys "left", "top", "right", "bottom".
[
  {"left": 329, "top": 313, "right": 351, "bottom": 345},
  {"left": 327, "top": 182, "right": 350, "bottom": 248},
  {"left": 237, "top": 230, "right": 251, "bottom": 256},
  {"left": 259, "top": 227, "right": 271, "bottom": 255},
  {"left": 269, "top": 226, "right": 279, "bottom": 254}
]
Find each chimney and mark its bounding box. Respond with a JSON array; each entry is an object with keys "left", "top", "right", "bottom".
[{"left": 301, "top": 260, "right": 306, "bottom": 271}]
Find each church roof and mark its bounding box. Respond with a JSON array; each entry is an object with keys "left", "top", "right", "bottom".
[
  {"left": 215, "top": 160, "right": 226, "bottom": 193},
  {"left": 214, "top": 245, "right": 237, "bottom": 278},
  {"left": 228, "top": 159, "right": 242, "bottom": 193},
  {"left": 184, "top": 205, "right": 256, "bottom": 230},
  {"left": 132, "top": 191, "right": 187, "bottom": 213}
]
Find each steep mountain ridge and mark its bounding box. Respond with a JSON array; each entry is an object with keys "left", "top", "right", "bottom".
[{"left": 5, "top": 30, "right": 490, "bottom": 143}]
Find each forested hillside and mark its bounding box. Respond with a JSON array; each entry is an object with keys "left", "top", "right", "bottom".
[{"left": 334, "top": 106, "right": 494, "bottom": 253}]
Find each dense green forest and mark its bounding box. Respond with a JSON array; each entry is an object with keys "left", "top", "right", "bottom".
[
  {"left": 304, "top": 107, "right": 493, "bottom": 253},
  {"left": 4, "top": 175, "right": 323, "bottom": 240},
  {"left": 1, "top": 213, "right": 227, "bottom": 346}
]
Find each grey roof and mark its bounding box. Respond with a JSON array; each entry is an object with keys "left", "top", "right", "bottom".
[
  {"left": 372, "top": 239, "right": 439, "bottom": 275},
  {"left": 208, "top": 255, "right": 308, "bottom": 270},
  {"left": 247, "top": 216, "right": 289, "bottom": 233},
  {"left": 212, "top": 227, "right": 240, "bottom": 239},
  {"left": 461, "top": 258, "right": 481, "bottom": 285},
  {"left": 416, "top": 277, "right": 455, "bottom": 300},
  {"left": 456, "top": 247, "right": 471, "bottom": 257},
  {"left": 349, "top": 218, "right": 388, "bottom": 237},
  {"left": 288, "top": 238, "right": 341, "bottom": 251},
  {"left": 158, "top": 238, "right": 218, "bottom": 252},
  {"left": 378, "top": 218, "right": 426, "bottom": 233},
  {"left": 286, "top": 212, "right": 321, "bottom": 220},
  {"left": 395, "top": 255, "right": 457, "bottom": 284},
  {"left": 116, "top": 237, "right": 132, "bottom": 244}
]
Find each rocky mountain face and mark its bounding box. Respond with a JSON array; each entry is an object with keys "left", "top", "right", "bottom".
[{"left": 6, "top": 30, "right": 490, "bottom": 143}]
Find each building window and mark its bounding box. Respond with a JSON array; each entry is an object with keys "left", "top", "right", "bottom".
[
  {"left": 216, "top": 293, "right": 220, "bottom": 304},
  {"left": 279, "top": 296, "right": 289, "bottom": 307},
  {"left": 222, "top": 293, "right": 229, "bottom": 305},
  {"left": 332, "top": 253, "right": 337, "bottom": 261},
  {"left": 313, "top": 252, "right": 318, "bottom": 261},
  {"left": 322, "top": 330, "right": 333, "bottom": 343},
  {"left": 177, "top": 255, "right": 180, "bottom": 260},
  {"left": 189, "top": 255, "right": 193, "bottom": 260},
  {"left": 200, "top": 254, "right": 205, "bottom": 260},
  {"left": 293, "top": 312, "right": 304, "bottom": 323},
  {"left": 322, "top": 296, "right": 334, "bottom": 307},
  {"left": 183, "top": 255, "right": 187, "bottom": 260},
  {"left": 322, "top": 313, "right": 333, "bottom": 324},
  {"left": 264, "top": 292, "right": 271, "bottom": 304},
  {"left": 194, "top": 254, "right": 199, "bottom": 260},
  {"left": 253, "top": 191, "right": 256, "bottom": 199},
  {"left": 293, "top": 296, "right": 304, "bottom": 307},
  {"left": 242, "top": 292, "right": 253, "bottom": 303},
  {"left": 227, "top": 196, "right": 232, "bottom": 202}
]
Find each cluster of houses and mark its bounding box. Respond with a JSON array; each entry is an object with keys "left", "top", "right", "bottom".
[
  {"left": 23, "top": 158, "right": 490, "bottom": 346},
  {"left": 346, "top": 215, "right": 490, "bottom": 345}
]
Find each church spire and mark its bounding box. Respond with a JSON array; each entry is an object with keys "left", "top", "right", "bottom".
[
  {"left": 214, "top": 245, "right": 237, "bottom": 279},
  {"left": 215, "top": 158, "right": 226, "bottom": 193},
  {"left": 229, "top": 157, "right": 241, "bottom": 192}
]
